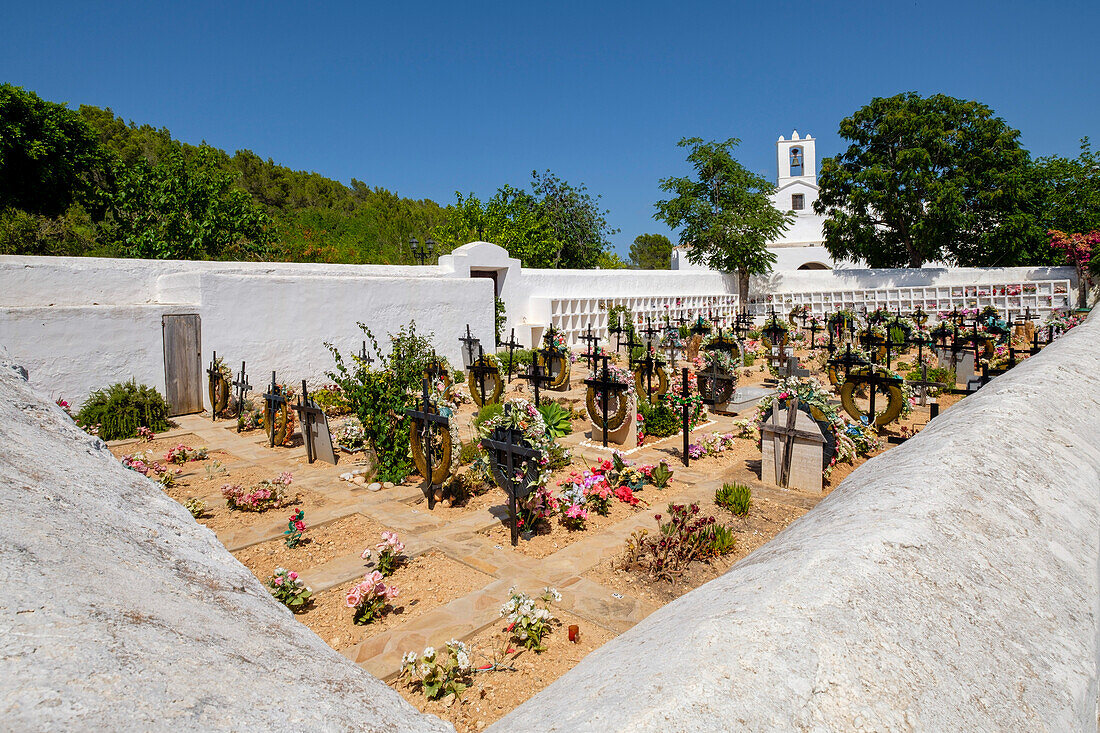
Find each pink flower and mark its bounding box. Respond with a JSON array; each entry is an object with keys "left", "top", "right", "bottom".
[
  {"left": 288, "top": 571, "right": 298, "bottom": 580},
  {"left": 273, "top": 576, "right": 284, "bottom": 586},
  {"left": 360, "top": 548, "right": 372, "bottom": 560},
  {"left": 345, "top": 585, "right": 364, "bottom": 608}
]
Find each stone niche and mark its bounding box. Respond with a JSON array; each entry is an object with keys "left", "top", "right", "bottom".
[
  {"left": 590, "top": 391, "right": 637, "bottom": 449},
  {"left": 760, "top": 406, "right": 825, "bottom": 494}
]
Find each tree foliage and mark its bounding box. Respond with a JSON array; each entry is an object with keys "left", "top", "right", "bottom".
[
  {"left": 0, "top": 84, "right": 109, "bottom": 218},
  {"left": 815, "top": 93, "right": 1045, "bottom": 268},
  {"left": 654, "top": 137, "right": 791, "bottom": 297},
  {"left": 629, "top": 233, "right": 673, "bottom": 269},
  {"left": 432, "top": 170, "right": 617, "bottom": 268},
  {"left": 1033, "top": 138, "right": 1100, "bottom": 237}
]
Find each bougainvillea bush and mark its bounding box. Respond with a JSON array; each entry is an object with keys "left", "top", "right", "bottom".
[{"left": 222, "top": 471, "right": 294, "bottom": 511}]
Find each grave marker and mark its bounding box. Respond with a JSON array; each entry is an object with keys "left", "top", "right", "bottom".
[
  {"left": 585, "top": 354, "right": 631, "bottom": 448},
  {"left": 480, "top": 404, "right": 541, "bottom": 546},
  {"left": 459, "top": 324, "right": 480, "bottom": 369},
  {"left": 262, "top": 372, "right": 288, "bottom": 448},
  {"left": 232, "top": 361, "right": 250, "bottom": 432},
  {"left": 760, "top": 395, "right": 826, "bottom": 493},
  {"left": 291, "top": 380, "right": 336, "bottom": 465},
  {"left": 500, "top": 328, "right": 523, "bottom": 383}
]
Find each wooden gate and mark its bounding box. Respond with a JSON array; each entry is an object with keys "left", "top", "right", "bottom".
[{"left": 162, "top": 314, "right": 202, "bottom": 416}]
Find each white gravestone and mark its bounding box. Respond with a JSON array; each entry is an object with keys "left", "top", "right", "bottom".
[{"left": 760, "top": 406, "right": 825, "bottom": 494}]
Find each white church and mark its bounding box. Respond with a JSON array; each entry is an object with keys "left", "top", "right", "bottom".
[{"left": 671, "top": 131, "right": 842, "bottom": 271}]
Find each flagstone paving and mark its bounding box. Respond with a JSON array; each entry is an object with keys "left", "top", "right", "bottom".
[{"left": 149, "top": 407, "right": 824, "bottom": 682}]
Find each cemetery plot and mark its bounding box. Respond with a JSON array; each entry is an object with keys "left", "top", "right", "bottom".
[
  {"left": 232, "top": 512, "right": 391, "bottom": 581},
  {"left": 397, "top": 609, "right": 616, "bottom": 733},
  {"left": 108, "top": 434, "right": 240, "bottom": 465},
  {"left": 295, "top": 552, "right": 493, "bottom": 652},
  {"left": 479, "top": 494, "right": 646, "bottom": 559}
]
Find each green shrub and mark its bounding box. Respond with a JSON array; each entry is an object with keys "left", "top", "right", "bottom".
[
  {"left": 715, "top": 482, "right": 751, "bottom": 516},
  {"left": 640, "top": 400, "right": 679, "bottom": 438},
  {"left": 649, "top": 460, "right": 673, "bottom": 489},
  {"left": 472, "top": 401, "right": 504, "bottom": 431},
  {"left": 495, "top": 347, "right": 534, "bottom": 373},
  {"left": 904, "top": 366, "right": 955, "bottom": 394},
  {"left": 547, "top": 441, "right": 571, "bottom": 470},
  {"left": 538, "top": 401, "right": 573, "bottom": 438},
  {"left": 310, "top": 385, "right": 351, "bottom": 416},
  {"left": 458, "top": 440, "right": 481, "bottom": 466},
  {"left": 742, "top": 352, "right": 755, "bottom": 367},
  {"left": 76, "top": 380, "right": 171, "bottom": 440},
  {"left": 703, "top": 524, "right": 737, "bottom": 555}
]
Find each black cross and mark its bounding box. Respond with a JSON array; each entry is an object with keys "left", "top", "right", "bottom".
[
  {"left": 520, "top": 361, "right": 553, "bottom": 408},
  {"left": 480, "top": 404, "right": 541, "bottom": 546},
  {"left": 826, "top": 344, "right": 869, "bottom": 383},
  {"left": 262, "top": 372, "right": 287, "bottom": 448},
  {"left": 806, "top": 318, "right": 824, "bottom": 351},
  {"left": 698, "top": 356, "right": 734, "bottom": 407},
  {"left": 673, "top": 313, "right": 690, "bottom": 333},
  {"left": 706, "top": 328, "right": 739, "bottom": 355},
  {"left": 680, "top": 366, "right": 692, "bottom": 467},
  {"left": 460, "top": 324, "right": 480, "bottom": 367},
  {"left": 907, "top": 363, "right": 946, "bottom": 407},
  {"left": 1013, "top": 307, "right": 1033, "bottom": 329},
  {"left": 849, "top": 368, "right": 904, "bottom": 425},
  {"left": 733, "top": 311, "right": 753, "bottom": 341},
  {"left": 911, "top": 307, "right": 929, "bottom": 328},
  {"left": 500, "top": 328, "right": 523, "bottom": 383},
  {"left": 579, "top": 324, "right": 602, "bottom": 372},
  {"left": 691, "top": 315, "right": 711, "bottom": 337},
  {"left": 206, "top": 351, "right": 222, "bottom": 422},
  {"left": 405, "top": 377, "right": 451, "bottom": 507},
  {"left": 468, "top": 344, "right": 499, "bottom": 407},
  {"left": 358, "top": 341, "right": 374, "bottom": 369},
  {"left": 542, "top": 322, "right": 563, "bottom": 350},
  {"left": 291, "top": 380, "right": 326, "bottom": 464},
  {"left": 639, "top": 317, "right": 660, "bottom": 347},
  {"left": 859, "top": 323, "right": 885, "bottom": 364},
  {"left": 904, "top": 329, "right": 933, "bottom": 367},
  {"left": 664, "top": 334, "right": 682, "bottom": 368},
  {"left": 635, "top": 345, "right": 666, "bottom": 404},
  {"left": 622, "top": 328, "right": 642, "bottom": 369},
  {"left": 232, "top": 361, "right": 250, "bottom": 432},
  {"left": 762, "top": 311, "right": 786, "bottom": 346},
  {"left": 584, "top": 354, "right": 629, "bottom": 448}
]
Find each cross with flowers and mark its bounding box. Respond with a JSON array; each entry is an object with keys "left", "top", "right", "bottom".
[{"left": 480, "top": 404, "right": 541, "bottom": 546}]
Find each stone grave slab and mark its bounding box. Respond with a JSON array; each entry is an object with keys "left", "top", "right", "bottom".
[{"left": 721, "top": 385, "right": 776, "bottom": 415}]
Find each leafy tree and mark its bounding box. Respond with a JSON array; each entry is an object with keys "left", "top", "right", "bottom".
[
  {"left": 815, "top": 92, "right": 1044, "bottom": 268},
  {"left": 433, "top": 170, "right": 617, "bottom": 268},
  {"left": 107, "top": 146, "right": 273, "bottom": 259},
  {"left": 596, "top": 250, "right": 629, "bottom": 269},
  {"left": 654, "top": 137, "right": 792, "bottom": 300},
  {"left": 0, "top": 84, "right": 109, "bottom": 217},
  {"left": 628, "top": 233, "right": 673, "bottom": 269},
  {"left": 1034, "top": 138, "right": 1100, "bottom": 236}
]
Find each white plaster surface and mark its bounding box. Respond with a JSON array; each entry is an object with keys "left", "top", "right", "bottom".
[
  {"left": 492, "top": 313, "right": 1100, "bottom": 732},
  {"left": 0, "top": 346, "right": 453, "bottom": 732}
]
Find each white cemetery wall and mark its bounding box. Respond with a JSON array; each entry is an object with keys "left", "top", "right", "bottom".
[
  {"left": 492, "top": 311, "right": 1100, "bottom": 732},
  {"left": 0, "top": 348, "right": 451, "bottom": 731},
  {"left": 0, "top": 255, "right": 492, "bottom": 408}
]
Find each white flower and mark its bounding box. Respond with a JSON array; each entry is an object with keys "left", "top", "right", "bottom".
[
  {"left": 402, "top": 651, "right": 417, "bottom": 665},
  {"left": 423, "top": 646, "right": 436, "bottom": 660}
]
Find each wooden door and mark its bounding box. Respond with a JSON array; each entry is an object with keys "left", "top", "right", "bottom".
[{"left": 162, "top": 314, "right": 202, "bottom": 416}]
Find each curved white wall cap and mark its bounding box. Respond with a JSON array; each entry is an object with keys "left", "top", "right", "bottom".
[
  {"left": 437, "top": 241, "right": 522, "bottom": 276},
  {"left": 491, "top": 312, "right": 1100, "bottom": 731}
]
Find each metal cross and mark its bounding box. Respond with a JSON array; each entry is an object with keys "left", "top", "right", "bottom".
[
  {"left": 579, "top": 323, "right": 602, "bottom": 372},
  {"left": 636, "top": 345, "right": 666, "bottom": 404},
  {"left": 358, "top": 341, "right": 374, "bottom": 369},
  {"left": 468, "top": 344, "right": 499, "bottom": 407},
  {"left": 405, "top": 377, "right": 451, "bottom": 505},
  {"left": 480, "top": 404, "right": 541, "bottom": 546},
  {"left": 639, "top": 317, "right": 660, "bottom": 347},
  {"left": 232, "top": 361, "right": 250, "bottom": 432},
  {"left": 206, "top": 351, "right": 222, "bottom": 422},
  {"left": 291, "top": 380, "right": 326, "bottom": 464},
  {"left": 907, "top": 363, "right": 946, "bottom": 407},
  {"left": 262, "top": 372, "right": 287, "bottom": 448},
  {"left": 679, "top": 366, "right": 692, "bottom": 467},
  {"left": 500, "top": 328, "right": 522, "bottom": 383},
  {"left": 520, "top": 361, "right": 553, "bottom": 408},
  {"left": 826, "top": 344, "right": 869, "bottom": 383},
  {"left": 460, "top": 324, "right": 480, "bottom": 367},
  {"left": 584, "top": 354, "right": 629, "bottom": 448}
]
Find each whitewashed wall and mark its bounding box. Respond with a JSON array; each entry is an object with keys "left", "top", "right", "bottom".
[
  {"left": 0, "top": 246, "right": 1078, "bottom": 410},
  {"left": 0, "top": 256, "right": 493, "bottom": 409}
]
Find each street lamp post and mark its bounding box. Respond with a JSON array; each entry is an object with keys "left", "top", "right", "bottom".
[{"left": 409, "top": 236, "right": 436, "bottom": 265}]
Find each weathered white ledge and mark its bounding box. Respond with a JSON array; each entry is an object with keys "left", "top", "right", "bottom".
[
  {"left": 0, "top": 347, "right": 451, "bottom": 731},
  {"left": 492, "top": 314, "right": 1100, "bottom": 731}
]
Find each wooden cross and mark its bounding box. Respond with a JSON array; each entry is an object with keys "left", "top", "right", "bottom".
[
  {"left": 520, "top": 361, "right": 553, "bottom": 408},
  {"left": 480, "top": 404, "right": 541, "bottom": 546},
  {"left": 291, "top": 380, "right": 325, "bottom": 464},
  {"left": 206, "top": 351, "right": 222, "bottom": 422},
  {"left": 460, "top": 324, "right": 480, "bottom": 366},
  {"left": 764, "top": 395, "right": 823, "bottom": 488},
  {"left": 584, "top": 354, "right": 629, "bottom": 448},
  {"left": 262, "top": 372, "right": 287, "bottom": 448},
  {"left": 232, "top": 361, "right": 250, "bottom": 432},
  {"left": 405, "top": 377, "right": 451, "bottom": 501},
  {"left": 579, "top": 323, "right": 602, "bottom": 372},
  {"left": 500, "top": 328, "right": 522, "bottom": 383}
]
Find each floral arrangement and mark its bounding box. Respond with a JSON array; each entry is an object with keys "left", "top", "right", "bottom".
[
  {"left": 222, "top": 471, "right": 294, "bottom": 511},
  {"left": 346, "top": 570, "right": 399, "bottom": 625},
  {"left": 613, "top": 485, "right": 642, "bottom": 506},
  {"left": 400, "top": 640, "right": 473, "bottom": 701},
  {"left": 619, "top": 503, "right": 732, "bottom": 581},
  {"left": 337, "top": 419, "right": 366, "bottom": 450},
  {"left": 362, "top": 531, "right": 405, "bottom": 576},
  {"left": 660, "top": 368, "right": 707, "bottom": 428},
  {"left": 268, "top": 567, "right": 313, "bottom": 611},
  {"left": 119, "top": 450, "right": 180, "bottom": 488},
  {"left": 284, "top": 509, "right": 306, "bottom": 548},
  {"left": 500, "top": 587, "right": 560, "bottom": 652},
  {"left": 165, "top": 444, "right": 208, "bottom": 465},
  {"left": 476, "top": 398, "right": 562, "bottom": 531},
  {"left": 557, "top": 480, "right": 588, "bottom": 529},
  {"left": 137, "top": 426, "right": 154, "bottom": 442}
]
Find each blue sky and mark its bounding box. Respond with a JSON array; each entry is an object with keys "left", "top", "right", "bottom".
[{"left": 3, "top": 1, "right": 1096, "bottom": 257}]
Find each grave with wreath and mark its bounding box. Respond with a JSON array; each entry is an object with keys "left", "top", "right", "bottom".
[
  {"left": 207, "top": 351, "right": 232, "bottom": 420},
  {"left": 405, "top": 376, "right": 458, "bottom": 508},
  {"left": 537, "top": 324, "right": 572, "bottom": 392},
  {"left": 585, "top": 354, "right": 635, "bottom": 448},
  {"left": 467, "top": 345, "right": 503, "bottom": 408}
]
